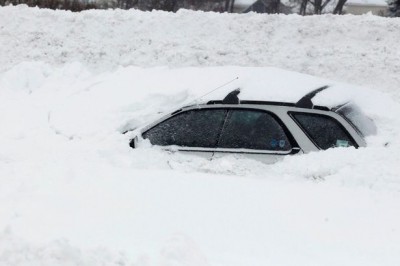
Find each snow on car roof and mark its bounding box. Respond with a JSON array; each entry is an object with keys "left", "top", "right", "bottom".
[
  {"left": 195, "top": 67, "right": 357, "bottom": 108},
  {"left": 48, "top": 66, "right": 369, "bottom": 137}
]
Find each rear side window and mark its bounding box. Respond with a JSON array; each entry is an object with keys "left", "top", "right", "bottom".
[
  {"left": 218, "top": 110, "right": 292, "bottom": 151},
  {"left": 291, "top": 113, "right": 356, "bottom": 150},
  {"left": 143, "top": 109, "right": 226, "bottom": 148}
]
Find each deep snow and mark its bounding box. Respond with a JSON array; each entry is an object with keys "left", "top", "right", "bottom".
[
  {"left": 0, "top": 5, "right": 400, "bottom": 266},
  {"left": 1, "top": 5, "right": 400, "bottom": 98}
]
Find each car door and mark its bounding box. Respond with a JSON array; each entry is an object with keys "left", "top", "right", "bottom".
[
  {"left": 141, "top": 108, "right": 227, "bottom": 160},
  {"left": 212, "top": 109, "right": 301, "bottom": 164}
]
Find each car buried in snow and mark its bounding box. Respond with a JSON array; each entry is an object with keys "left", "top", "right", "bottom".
[{"left": 129, "top": 86, "right": 376, "bottom": 163}]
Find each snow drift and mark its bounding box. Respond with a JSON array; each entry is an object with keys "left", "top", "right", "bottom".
[
  {"left": 1, "top": 5, "right": 400, "bottom": 97},
  {"left": 0, "top": 5, "right": 400, "bottom": 266}
]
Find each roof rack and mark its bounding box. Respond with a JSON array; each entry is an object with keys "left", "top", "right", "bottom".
[
  {"left": 207, "top": 85, "right": 330, "bottom": 110},
  {"left": 207, "top": 100, "right": 329, "bottom": 110},
  {"left": 221, "top": 88, "right": 241, "bottom": 104},
  {"left": 295, "top": 85, "right": 329, "bottom": 109}
]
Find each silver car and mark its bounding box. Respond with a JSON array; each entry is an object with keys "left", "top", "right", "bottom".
[{"left": 129, "top": 86, "right": 376, "bottom": 163}]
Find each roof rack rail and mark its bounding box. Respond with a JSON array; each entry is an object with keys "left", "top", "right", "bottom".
[
  {"left": 222, "top": 88, "right": 241, "bottom": 104},
  {"left": 206, "top": 86, "right": 330, "bottom": 110},
  {"left": 295, "top": 85, "right": 329, "bottom": 109}
]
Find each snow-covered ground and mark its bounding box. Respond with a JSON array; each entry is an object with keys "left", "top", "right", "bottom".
[{"left": 0, "top": 5, "right": 400, "bottom": 266}]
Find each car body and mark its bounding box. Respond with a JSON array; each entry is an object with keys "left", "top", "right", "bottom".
[{"left": 129, "top": 86, "right": 376, "bottom": 163}]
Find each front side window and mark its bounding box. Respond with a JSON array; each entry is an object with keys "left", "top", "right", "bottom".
[
  {"left": 218, "top": 110, "right": 292, "bottom": 151},
  {"left": 143, "top": 109, "right": 227, "bottom": 148},
  {"left": 291, "top": 112, "right": 356, "bottom": 150}
]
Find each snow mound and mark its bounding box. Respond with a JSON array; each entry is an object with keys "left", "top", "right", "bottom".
[
  {"left": 1, "top": 5, "right": 400, "bottom": 98},
  {"left": 1, "top": 6, "right": 400, "bottom": 266}
]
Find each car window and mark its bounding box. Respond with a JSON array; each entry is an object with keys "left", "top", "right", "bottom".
[
  {"left": 291, "top": 113, "right": 356, "bottom": 150},
  {"left": 218, "top": 110, "right": 292, "bottom": 151},
  {"left": 335, "top": 102, "right": 377, "bottom": 137},
  {"left": 142, "top": 109, "right": 227, "bottom": 148}
]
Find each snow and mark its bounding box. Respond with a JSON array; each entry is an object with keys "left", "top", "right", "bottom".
[
  {"left": 234, "top": 0, "right": 257, "bottom": 7},
  {"left": 1, "top": 5, "right": 400, "bottom": 266},
  {"left": 1, "top": 6, "right": 400, "bottom": 98},
  {"left": 346, "top": 0, "right": 388, "bottom": 7}
]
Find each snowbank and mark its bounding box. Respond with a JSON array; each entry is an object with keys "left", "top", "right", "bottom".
[
  {"left": 1, "top": 63, "right": 400, "bottom": 266},
  {"left": 1, "top": 5, "right": 400, "bottom": 97},
  {"left": 0, "top": 6, "right": 400, "bottom": 266}
]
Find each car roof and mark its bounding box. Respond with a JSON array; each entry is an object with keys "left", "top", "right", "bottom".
[
  {"left": 206, "top": 100, "right": 330, "bottom": 111},
  {"left": 194, "top": 68, "right": 343, "bottom": 106}
]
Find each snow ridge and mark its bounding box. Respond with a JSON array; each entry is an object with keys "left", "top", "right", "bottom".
[{"left": 1, "top": 5, "right": 400, "bottom": 96}]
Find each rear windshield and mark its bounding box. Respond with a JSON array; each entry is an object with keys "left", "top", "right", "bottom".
[{"left": 335, "top": 103, "right": 377, "bottom": 138}]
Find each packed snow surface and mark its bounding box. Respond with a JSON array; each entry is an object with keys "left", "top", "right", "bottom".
[{"left": 0, "top": 5, "right": 400, "bottom": 266}]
